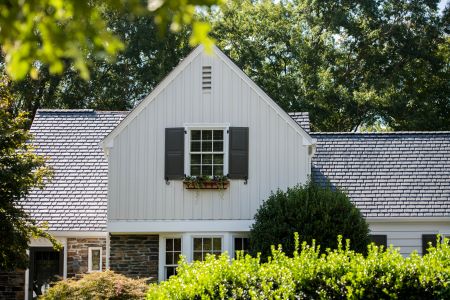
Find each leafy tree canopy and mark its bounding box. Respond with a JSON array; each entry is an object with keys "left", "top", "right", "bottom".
[
  {"left": 249, "top": 181, "right": 370, "bottom": 260},
  {"left": 2, "top": 7, "right": 192, "bottom": 115},
  {"left": 0, "top": 76, "right": 59, "bottom": 270},
  {"left": 208, "top": 0, "right": 450, "bottom": 131},
  {"left": 0, "top": 0, "right": 219, "bottom": 81}
]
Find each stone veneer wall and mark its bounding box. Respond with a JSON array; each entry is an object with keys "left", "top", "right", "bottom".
[
  {"left": 109, "top": 235, "right": 158, "bottom": 281},
  {"left": 0, "top": 269, "right": 25, "bottom": 300},
  {"left": 67, "top": 237, "right": 107, "bottom": 278}
]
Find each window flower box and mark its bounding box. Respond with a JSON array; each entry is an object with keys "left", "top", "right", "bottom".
[{"left": 183, "top": 176, "right": 229, "bottom": 190}]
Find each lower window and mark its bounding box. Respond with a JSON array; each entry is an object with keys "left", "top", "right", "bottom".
[
  {"left": 193, "top": 237, "right": 222, "bottom": 261},
  {"left": 234, "top": 237, "right": 249, "bottom": 258},
  {"left": 164, "top": 238, "right": 182, "bottom": 279},
  {"left": 88, "top": 247, "right": 102, "bottom": 272}
]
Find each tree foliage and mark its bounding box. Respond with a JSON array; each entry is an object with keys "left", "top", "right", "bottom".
[
  {"left": 1, "top": 7, "right": 192, "bottom": 115},
  {"left": 249, "top": 182, "right": 370, "bottom": 260},
  {"left": 0, "top": 77, "right": 58, "bottom": 270},
  {"left": 0, "top": 0, "right": 219, "bottom": 81},
  {"left": 208, "top": 0, "right": 450, "bottom": 131}
]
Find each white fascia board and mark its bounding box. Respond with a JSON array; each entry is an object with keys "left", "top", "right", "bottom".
[
  {"left": 213, "top": 46, "right": 315, "bottom": 146},
  {"left": 367, "top": 217, "right": 450, "bottom": 223},
  {"left": 108, "top": 220, "right": 254, "bottom": 233},
  {"left": 101, "top": 46, "right": 205, "bottom": 150},
  {"left": 47, "top": 231, "right": 108, "bottom": 237}
]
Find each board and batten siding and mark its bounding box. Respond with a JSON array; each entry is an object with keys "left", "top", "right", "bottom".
[
  {"left": 369, "top": 221, "right": 450, "bottom": 256},
  {"left": 107, "top": 51, "right": 311, "bottom": 221}
]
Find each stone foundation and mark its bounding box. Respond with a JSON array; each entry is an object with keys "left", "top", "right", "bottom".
[
  {"left": 0, "top": 269, "right": 25, "bottom": 300},
  {"left": 109, "top": 235, "right": 158, "bottom": 281},
  {"left": 67, "top": 237, "right": 107, "bottom": 278}
]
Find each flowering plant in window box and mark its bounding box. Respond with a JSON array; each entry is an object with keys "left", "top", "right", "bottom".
[{"left": 183, "top": 175, "right": 229, "bottom": 189}]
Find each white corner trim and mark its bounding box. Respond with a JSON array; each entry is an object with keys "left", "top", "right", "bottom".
[
  {"left": 101, "top": 46, "right": 205, "bottom": 149},
  {"left": 47, "top": 231, "right": 108, "bottom": 237},
  {"left": 367, "top": 217, "right": 450, "bottom": 223},
  {"left": 108, "top": 220, "right": 254, "bottom": 233}
]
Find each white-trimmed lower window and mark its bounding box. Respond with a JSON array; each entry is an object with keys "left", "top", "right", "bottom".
[
  {"left": 164, "top": 238, "right": 182, "bottom": 279},
  {"left": 233, "top": 236, "right": 249, "bottom": 258},
  {"left": 88, "top": 247, "right": 102, "bottom": 272},
  {"left": 193, "top": 237, "right": 222, "bottom": 261}
]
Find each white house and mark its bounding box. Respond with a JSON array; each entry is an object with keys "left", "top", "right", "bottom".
[{"left": 2, "top": 46, "right": 449, "bottom": 300}]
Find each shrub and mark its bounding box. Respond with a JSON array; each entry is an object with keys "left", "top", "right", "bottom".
[
  {"left": 147, "top": 236, "right": 450, "bottom": 299},
  {"left": 249, "top": 181, "right": 370, "bottom": 259},
  {"left": 40, "top": 270, "right": 148, "bottom": 300}
]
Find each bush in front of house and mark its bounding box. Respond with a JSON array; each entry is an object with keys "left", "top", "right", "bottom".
[
  {"left": 40, "top": 270, "right": 148, "bottom": 300},
  {"left": 146, "top": 236, "right": 450, "bottom": 299},
  {"left": 249, "top": 181, "right": 370, "bottom": 260}
]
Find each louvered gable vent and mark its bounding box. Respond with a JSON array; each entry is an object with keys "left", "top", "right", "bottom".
[{"left": 202, "top": 66, "right": 212, "bottom": 91}]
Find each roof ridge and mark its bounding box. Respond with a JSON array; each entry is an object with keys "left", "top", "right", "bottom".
[
  {"left": 311, "top": 131, "right": 450, "bottom": 135},
  {"left": 37, "top": 109, "right": 95, "bottom": 113}
]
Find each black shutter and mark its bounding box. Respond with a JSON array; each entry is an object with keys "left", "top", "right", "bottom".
[
  {"left": 228, "top": 127, "right": 249, "bottom": 180},
  {"left": 165, "top": 128, "right": 185, "bottom": 180},
  {"left": 422, "top": 234, "right": 439, "bottom": 255},
  {"left": 369, "top": 235, "right": 387, "bottom": 248}
]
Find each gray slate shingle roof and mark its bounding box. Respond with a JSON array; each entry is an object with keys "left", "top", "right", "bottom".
[
  {"left": 311, "top": 132, "right": 450, "bottom": 218},
  {"left": 288, "top": 112, "right": 310, "bottom": 133},
  {"left": 22, "top": 109, "right": 127, "bottom": 231}
]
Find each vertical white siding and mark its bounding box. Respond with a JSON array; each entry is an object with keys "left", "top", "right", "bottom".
[
  {"left": 369, "top": 221, "right": 450, "bottom": 256},
  {"left": 108, "top": 52, "right": 310, "bottom": 221}
]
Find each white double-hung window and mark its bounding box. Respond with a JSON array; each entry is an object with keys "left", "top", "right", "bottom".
[{"left": 185, "top": 125, "right": 229, "bottom": 177}]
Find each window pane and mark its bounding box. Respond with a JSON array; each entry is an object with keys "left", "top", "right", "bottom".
[
  {"left": 213, "top": 166, "right": 223, "bottom": 176},
  {"left": 193, "top": 238, "right": 202, "bottom": 251},
  {"left": 202, "top": 141, "right": 212, "bottom": 152},
  {"left": 243, "top": 238, "right": 249, "bottom": 250},
  {"left": 191, "top": 166, "right": 201, "bottom": 176},
  {"left": 191, "top": 130, "right": 201, "bottom": 140},
  {"left": 203, "top": 238, "right": 212, "bottom": 251},
  {"left": 213, "top": 141, "right": 223, "bottom": 152},
  {"left": 166, "top": 239, "right": 174, "bottom": 251},
  {"left": 91, "top": 249, "right": 101, "bottom": 271},
  {"left": 213, "top": 155, "right": 223, "bottom": 164},
  {"left": 213, "top": 238, "right": 222, "bottom": 251},
  {"left": 174, "top": 239, "right": 181, "bottom": 251},
  {"left": 235, "top": 238, "right": 243, "bottom": 251},
  {"left": 202, "top": 165, "right": 212, "bottom": 176},
  {"left": 191, "top": 154, "right": 201, "bottom": 164},
  {"left": 174, "top": 252, "right": 181, "bottom": 264},
  {"left": 166, "top": 252, "right": 173, "bottom": 265},
  {"left": 193, "top": 252, "right": 203, "bottom": 261},
  {"left": 213, "top": 130, "right": 223, "bottom": 140},
  {"left": 191, "top": 141, "right": 201, "bottom": 152},
  {"left": 166, "top": 266, "right": 177, "bottom": 278},
  {"left": 202, "top": 130, "right": 212, "bottom": 140},
  {"left": 202, "top": 154, "right": 213, "bottom": 164}
]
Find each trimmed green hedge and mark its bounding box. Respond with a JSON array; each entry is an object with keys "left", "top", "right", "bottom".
[
  {"left": 147, "top": 235, "right": 450, "bottom": 299},
  {"left": 40, "top": 270, "right": 148, "bottom": 300}
]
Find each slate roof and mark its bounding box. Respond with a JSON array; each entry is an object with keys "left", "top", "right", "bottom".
[
  {"left": 21, "top": 109, "right": 127, "bottom": 231},
  {"left": 288, "top": 112, "right": 310, "bottom": 133},
  {"left": 311, "top": 132, "right": 450, "bottom": 218}
]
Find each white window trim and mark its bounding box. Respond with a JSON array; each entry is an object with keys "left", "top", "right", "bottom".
[
  {"left": 158, "top": 235, "right": 183, "bottom": 281},
  {"left": 184, "top": 123, "right": 230, "bottom": 177},
  {"left": 88, "top": 247, "right": 102, "bottom": 272}
]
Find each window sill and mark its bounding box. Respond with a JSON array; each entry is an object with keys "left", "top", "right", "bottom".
[{"left": 183, "top": 179, "right": 230, "bottom": 190}]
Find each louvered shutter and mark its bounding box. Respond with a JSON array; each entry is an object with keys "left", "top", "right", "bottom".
[
  {"left": 369, "top": 235, "right": 387, "bottom": 248},
  {"left": 228, "top": 127, "right": 249, "bottom": 180},
  {"left": 165, "top": 128, "right": 185, "bottom": 180},
  {"left": 422, "top": 234, "right": 439, "bottom": 255}
]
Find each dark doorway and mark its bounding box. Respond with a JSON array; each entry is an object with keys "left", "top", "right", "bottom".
[{"left": 28, "top": 247, "right": 63, "bottom": 300}]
